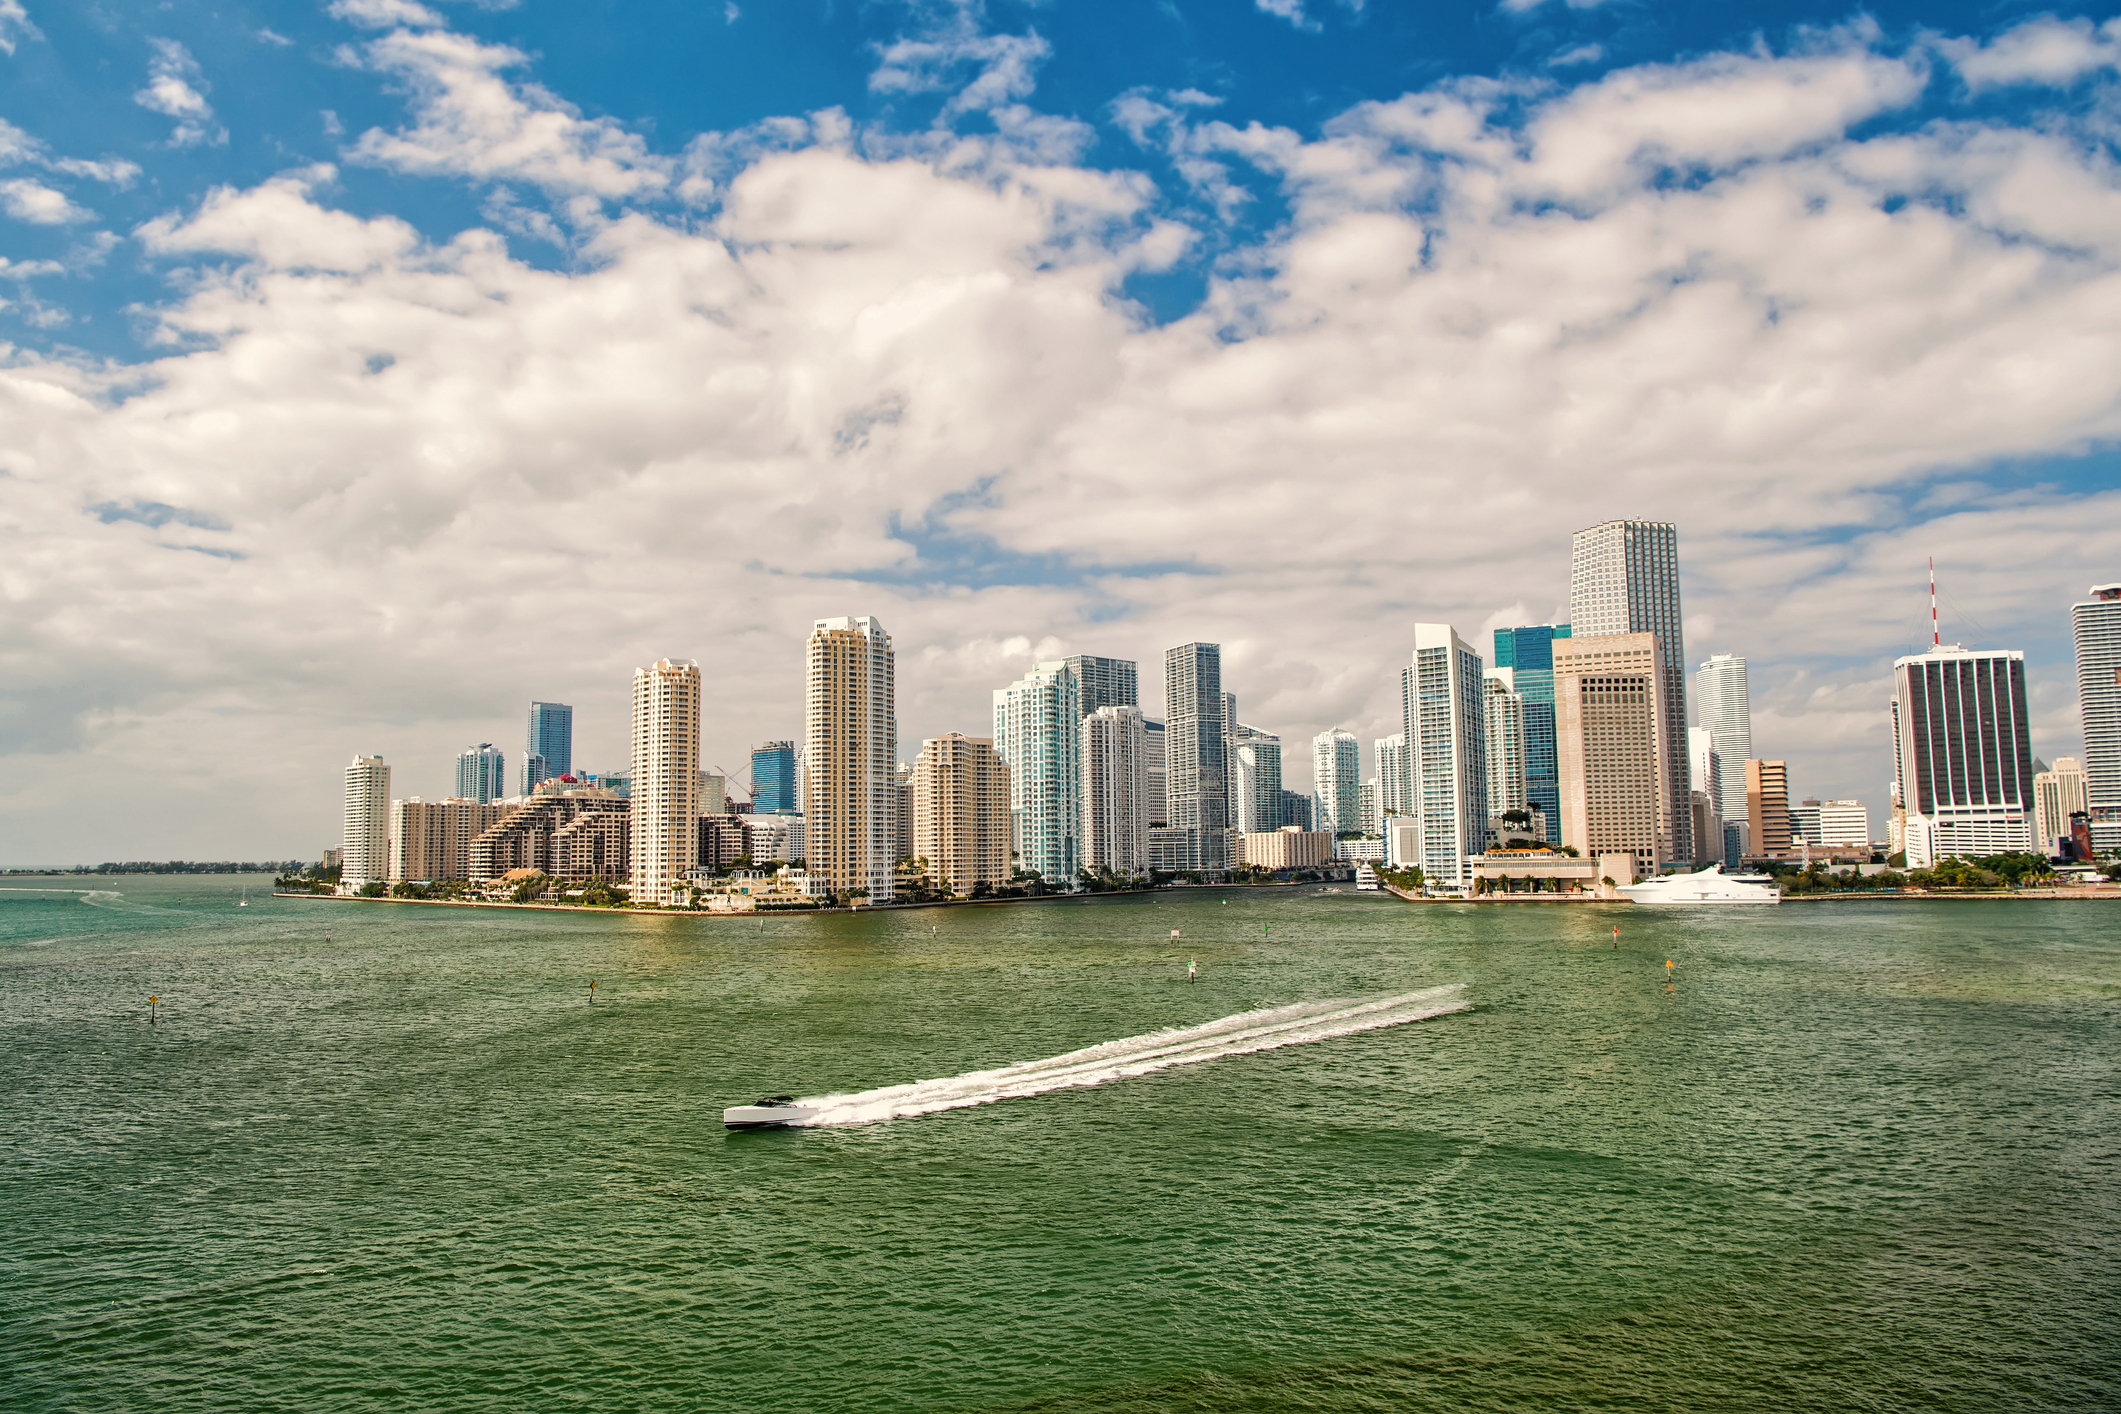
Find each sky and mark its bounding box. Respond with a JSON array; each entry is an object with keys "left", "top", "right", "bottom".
[{"left": 5, "top": 0, "right": 2121, "bottom": 863}]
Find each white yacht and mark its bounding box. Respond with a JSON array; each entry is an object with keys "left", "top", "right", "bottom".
[
  {"left": 1619, "top": 863, "right": 1779, "bottom": 905},
  {"left": 723, "top": 1096, "right": 818, "bottom": 1130}
]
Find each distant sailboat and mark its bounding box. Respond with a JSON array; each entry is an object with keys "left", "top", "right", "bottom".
[{"left": 238, "top": 886, "right": 248, "bottom": 907}]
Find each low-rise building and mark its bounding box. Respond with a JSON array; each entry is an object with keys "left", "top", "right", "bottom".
[
  {"left": 1469, "top": 849, "right": 1598, "bottom": 894},
  {"left": 698, "top": 814, "right": 751, "bottom": 872},
  {"left": 1242, "top": 827, "right": 1332, "bottom": 871}
]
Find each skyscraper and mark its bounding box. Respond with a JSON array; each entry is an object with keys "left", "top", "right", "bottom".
[
  {"left": 1492, "top": 624, "right": 1570, "bottom": 844},
  {"left": 1484, "top": 669, "right": 1528, "bottom": 834},
  {"left": 1691, "top": 653, "right": 1752, "bottom": 828},
  {"left": 1746, "top": 760, "right": 1791, "bottom": 858},
  {"left": 1064, "top": 655, "right": 1139, "bottom": 717},
  {"left": 2033, "top": 757, "right": 2091, "bottom": 854},
  {"left": 2074, "top": 583, "right": 2121, "bottom": 850},
  {"left": 630, "top": 658, "right": 701, "bottom": 901},
  {"left": 455, "top": 743, "right": 506, "bottom": 804},
  {"left": 751, "top": 741, "right": 798, "bottom": 814},
  {"left": 994, "top": 660, "right": 1082, "bottom": 884},
  {"left": 1688, "top": 726, "right": 1722, "bottom": 865},
  {"left": 1404, "top": 624, "right": 1489, "bottom": 891},
  {"left": 342, "top": 754, "right": 391, "bottom": 887},
  {"left": 525, "top": 701, "right": 572, "bottom": 792},
  {"left": 1164, "top": 642, "right": 1229, "bottom": 871},
  {"left": 1891, "top": 644, "right": 2035, "bottom": 866},
  {"left": 1143, "top": 718, "right": 1168, "bottom": 826},
  {"left": 1082, "top": 705, "right": 1150, "bottom": 878},
  {"left": 912, "top": 732, "right": 1011, "bottom": 896},
  {"left": 1554, "top": 633, "right": 1677, "bottom": 879},
  {"left": 1312, "top": 728, "right": 1360, "bottom": 834},
  {"left": 1570, "top": 520, "right": 1691, "bottom": 861},
  {"left": 1228, "top": 727, "right": 1283, "bottom": 834},
  {"left": 1375, "top": 733, "right": 1409, "bottom": 821},
  {"left": 807, "top": 616, "right": 897, "bottom": 902}
]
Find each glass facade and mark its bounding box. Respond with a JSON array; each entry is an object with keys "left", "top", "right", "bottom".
[
  {"left": 1493, "top": 624, "right": 1569, "bottom": 844},
  {"left": 525, "top": 701, "right": 572, "bottom": 791},
  {"left": 751, "top": 741, "right": 798, "bottom": 814}
]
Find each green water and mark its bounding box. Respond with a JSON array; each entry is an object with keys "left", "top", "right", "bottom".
[{"left": 3, "top": 878, "right": 2116, "bottom": 1411}]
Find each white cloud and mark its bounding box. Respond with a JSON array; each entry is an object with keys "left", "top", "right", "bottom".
[
  {"left": 0, "top": 118, "right": 141, "bottom": 187},
  {"left": 1938, "top": 16, "right": 2121, "bottom": 91},
  {"left": 7, "top": 28, "right": 2121, "bottom": 858},
  {"left": 1254, "top": 0, "right": 1319, "bottom": 33},
  {"left": 328, "top": 0, "right": 445, "bottom": 29},
  {"left": 870, "top": 5, "right": 1051, "bottom": 117},
  {"left": 347, "top": 29, "right": 671, "bottom": 198},
  {"left": 0, "top": 0, "right": 39, "bottom": 56},
  {"left": 0, "top": 178, "right": 91, "bottom": 224},
  {"left": 133, "top": 39, "right": 228, "bottom": 148}
]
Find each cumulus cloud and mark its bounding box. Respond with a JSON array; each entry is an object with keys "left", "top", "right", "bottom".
[
  {"left": 133, "top": 39, "right": 227, "bottom": 148},
  {"left": 0, "top": 177, "right": 92, "bottom": 224},
  {"left": 6, "top": 24, "right": 2121, "bottom": 858},
  {"left": 0, "top": 118, "right": 142, "bottom": 188},
  {"left": 1939, "top": 16, "right": 2121, "bottom": 91},
  {"left": 0, "top": 0, "right": 38, "bottom": 56},
  {"left": 328, "top": 0, "right": 446, "bottom": 27},
  {"left": 345, "top": 28, "right": 671, "bottom": 198}
]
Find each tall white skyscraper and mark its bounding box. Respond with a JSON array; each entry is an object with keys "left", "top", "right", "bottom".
[
  {"left": 1312, "top": 729, "right": 1360, "bottom": 834},
  {"left": 1082, "top": 705, "right": 1150, "bottom": 878},
  {"left": 1063, "top": 655, "right": 1139, "bottom": 717},
  {"left": 995, "top": 660, "right": 1082, "bottom": 885},
  {"left": 342, "top": 754, "right": 391, "bottom": 887},
  {"left": 1692, "top": 652, "right": 1752, "bottom": 827},
  {"left": 1891, "top": 643, "right": 2035, "bottom": 866},
  {"left": 1375, "top": 734, "right": 1409, "bottom": 821},
  {"left": 1404, "top": 624, "right": 1489, "bottom": 891},
  {"left": 1484, "top": 669, "right": 1527, "bottom": 834},
  {"left": 630, "top": 658, "right": 700, "bottom": 901},
  {"left": 1229, "top": 727, "right": 1283, "bottom": 833},
  {"left": 1571, "top": 520, "right": 1692, "bottom": 861},
  {"left": 455, "top": 743, "right": 506, "bottom": 803},
  {"left": 807, "top": 616, "right": 897, "bottom": 902},
  {"left": 2074, "top": 583, "right": 2121, "bottom": 850}
]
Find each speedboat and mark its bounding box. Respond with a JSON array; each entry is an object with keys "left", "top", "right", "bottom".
[
  {"left": 723, "top": 1096, "right": 817, "bottom": 1129},
  {"left": 1619, "top": 863, "right": 1779, "bottom": 905}
]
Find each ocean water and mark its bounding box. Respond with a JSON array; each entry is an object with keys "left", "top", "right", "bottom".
[{"left": 2, "top": 877, "right": 2116, "bottom": 1412}]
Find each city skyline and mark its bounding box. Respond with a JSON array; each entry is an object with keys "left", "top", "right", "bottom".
[{"left": 8, "top": 2, "right": 2121, "bottom": 862}]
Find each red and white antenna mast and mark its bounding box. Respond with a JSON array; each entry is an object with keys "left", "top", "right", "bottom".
[{"left": 1929, "top": 556, "right": 1939, "bottom": 647}]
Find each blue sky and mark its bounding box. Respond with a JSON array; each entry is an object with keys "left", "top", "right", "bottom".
[{"left": 4, "top": 0, "right": 2121, "bottom": 857}]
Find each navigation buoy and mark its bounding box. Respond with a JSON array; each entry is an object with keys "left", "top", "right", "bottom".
[
  {"left": 148, "top": 994, "right": 158, "bottom": 1025},
  {"left": 1170, "top": 929, "right": 1180, "bottom": 939},
  {"left": 590, "top": 980, "right": 597, "bottom": 1004},
  {"left": 1612, "top": 925, "right": 1619, "bottom": 950}
]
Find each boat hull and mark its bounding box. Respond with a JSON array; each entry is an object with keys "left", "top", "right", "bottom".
[{"left": 723, "top": 1105, "right": 817, "bottom": 1129}]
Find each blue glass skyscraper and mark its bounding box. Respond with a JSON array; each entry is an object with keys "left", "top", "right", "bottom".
[
  {"left": 752, "top": 740, "right": 798, "bottom": 814},
  {"left": 526, "top": 701, "right": 572, "bottom": 792},
  {"left": 1493, "top": 624, "right": 1571, "bottom": 844}
]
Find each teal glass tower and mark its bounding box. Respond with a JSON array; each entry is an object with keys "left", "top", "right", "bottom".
[{"left": 1492, "top": 624, "right": 1570, "bottom": 844}]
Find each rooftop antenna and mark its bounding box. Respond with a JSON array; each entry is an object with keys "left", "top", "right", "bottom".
[{"left": 1929, "top": 556, "right": 1939, "bottom": 648}]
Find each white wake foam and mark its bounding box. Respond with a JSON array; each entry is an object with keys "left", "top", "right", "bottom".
[{"left": 795, "top": 984, "right": 1469, "bottom": 1127}]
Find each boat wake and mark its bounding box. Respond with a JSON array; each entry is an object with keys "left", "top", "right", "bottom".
[{"left": 795, "top": 985, "right": 1469, "bottom": 1127}]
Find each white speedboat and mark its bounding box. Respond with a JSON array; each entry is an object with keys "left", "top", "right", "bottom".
[
  {"left": 723, "top": 1096, "right": 817, "bottom": 1130},
  {"left": 1619, "top": 863, "right": 1779, "bottom": 905}
]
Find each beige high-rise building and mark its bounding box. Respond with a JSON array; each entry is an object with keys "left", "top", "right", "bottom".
[
  {"left": 911, "top": 732, "right": 1010, "bottom": 896},
  {"left": 391, "top": 797, "right": 517, "bottom": 882},
  {"left": 1746, "top": 759, "right": 1792, "bottom": 857},
  {"left": 1554, "top": 633, "right": 1675, "bottom": 879},
  {"left": 630, "top": 658, "right": 701, "bottom": 902},
  {"left": 1082, "top": 705, "right": 1150, "bottom": 878},
  {"left": 2033, "top": 757, "right": 2090, "bottom": 852},
  {"left": 342, "top": 755, "right": 391, "bottom": 887},
  {"left": 806, "top": 616, "right": 897, "bottom": 902}
]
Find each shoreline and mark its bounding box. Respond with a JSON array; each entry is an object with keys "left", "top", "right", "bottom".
[{"left": 266, "top": 880, "right": 1332, "bottom": 916}]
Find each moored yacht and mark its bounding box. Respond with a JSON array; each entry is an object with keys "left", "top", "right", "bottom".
[
  {"left": 1619, "top": 863, "right": 1779, "bottom": 905},
  {"left": 723, "top": 1096, "right": 818, "bottom": 1129}
]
